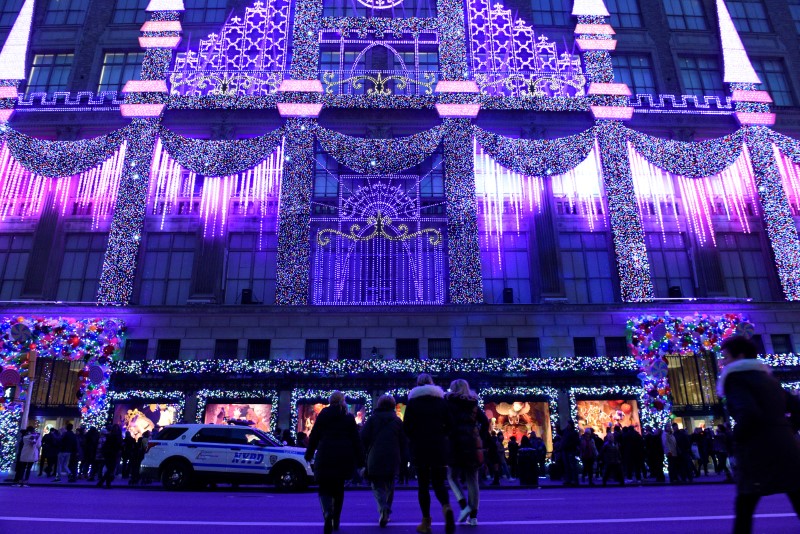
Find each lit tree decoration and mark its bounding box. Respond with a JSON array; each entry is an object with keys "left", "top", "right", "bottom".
[{"left": 627, "top": 313, "right": 747, "bottom": 428}]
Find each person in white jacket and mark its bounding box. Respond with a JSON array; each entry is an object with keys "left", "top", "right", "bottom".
[{"left": 13, "top": 426, "right": 41, "bottom": 486}]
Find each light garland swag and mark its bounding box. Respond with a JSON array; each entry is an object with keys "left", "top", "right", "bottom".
[
  {"left": 2, "top": 125, "right": 131, "bottom": 177},
  {"left": 472, "top": 126, "right": 595, "bottom": 176},
  {"left": 627, "top": 128, "right": 745, "bottom": 178},
  {"left": 315, "top": 124, "right": 445, "bottom": 174},
  {"left": 159, "top": 127, "right": 284, "bottom": 177},
  {"left": 113, "top": 355, "right": 640, "bottom": 375}
]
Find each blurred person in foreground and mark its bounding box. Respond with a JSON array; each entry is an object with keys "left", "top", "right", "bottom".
[
  {"left": 718, "top": 335, "right": 800, "bottom": 534},
  {"left": 305, "top": 390, "right": 363, "bottom": 534}
]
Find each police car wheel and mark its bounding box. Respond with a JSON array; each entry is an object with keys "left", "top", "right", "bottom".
[
  {"left": 161, "top": 461, "right": 192, "bottom": 490},
  {"left": 273, "top": 463, "right": 303, "bottom": 491}
]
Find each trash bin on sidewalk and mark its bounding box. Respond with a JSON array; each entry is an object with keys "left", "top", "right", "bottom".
[{"left": 517, "top": 448, "right": 539, "bottom": 486}]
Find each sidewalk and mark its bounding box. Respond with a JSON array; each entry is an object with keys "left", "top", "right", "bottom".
[{"left": 1, "top": 471, "right": 734, "bottom": 490}]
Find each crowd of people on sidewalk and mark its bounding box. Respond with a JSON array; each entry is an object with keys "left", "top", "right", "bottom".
[
  {"left": 558, "top": 419, "right": 735, "bottom": 487},
  {"left": 11, "top": 421, "right": 151, "bottom": 488}
]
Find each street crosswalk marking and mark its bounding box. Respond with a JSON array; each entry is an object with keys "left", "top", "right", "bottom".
[{"left": 0, "top": 514, "right": 796, "bottom": 526}]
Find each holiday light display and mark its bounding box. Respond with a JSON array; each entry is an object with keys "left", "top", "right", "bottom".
[
  {"left": 170, "top": 0, "right": 291, "bottom": 97},
  {"left": 275, "top": 118, "right": 315, "bottom": 305},
  {"left": 113, "top": 356, "right": 640, "bottom": 375},
  {"left": 149, "top": 136, "right": 284, "bottom": 238},
  {"left": 0, "top": 403, "right": 22, "bottom": 472},
  {"left": 97, "top": 119, "right": 161, "bottom": 304},
  {"left": 2, "top": 125, "right": 130, "bottom": 177},
  {"left": 746, "top": 127, "right": 800, "bottom": 300},
  {"left": 569, "top": 386, "right": 645, "bottom": 432},
  {"left": 316, "top": 125, "right": 445, "bottom": 174},
  {"left": 195, "top": 388, "right": 279, "bottom": 431},
  {"left": 466, "top": 1, "right": 585, "bottom": 98},
  {"left": 0, "top": 0, "right": 34, "bottom": 81},
  {"left": 472, "top": 126, "right": 594, "bottom": 177},
  {"left": 0, "top": 316, "right": 126, "bottom": 466},
  {"left": 629, "top": 142, "right": 759, "bottom": 246},
  {"left": 479, "top": 386, "right": 560, "bottom": 439},
  {"left": 86, "top": 389, "right": 185, "bottom": 429},
  {"left": 627, "top": 129, "right": 744, "bottom": 178},
  {"left": 312, "top": 174, "right": 446, "bottom": 305},
  {"left": 627, "top": 313, "right": 746, "bottom": 427},
  {"left": 595, "top": 120, "right": 654, "bottom": 302},
  {"left": 290, "top": 388, "right": 371, "bottom": 435},
  {"left": 444, "top": 119, "right": 483, "bottom": 303}
]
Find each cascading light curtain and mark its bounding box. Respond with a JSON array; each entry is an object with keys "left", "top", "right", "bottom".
[
  {"left": 628, "top": 142, "right": 759, "bottom": 246},
  {"left": 0, "top": 141, "right": 127, "bottom": 228},
  {"left": 148, "top": 138, "right": 284, "bottom": 246},
  {"left": 473, "top": 138, "right": 605, "bottom": 267}
]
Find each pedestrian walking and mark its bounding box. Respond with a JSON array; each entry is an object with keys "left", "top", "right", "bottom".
[
  {"left": 97, "top": 424, "right": 123, "bottom": 488},
  {"left": 361, "top": 394, "right": 407, "bottom": 528},
  {"left": 561, "top": 420, "right": 580, "bottom": 486},
  {"left": 717, "top": 336, "right": 800, "bottom": 534},
  {"left": 507, "top": 436, "right": 519, "bottom": 480},
  {"left": 673, "top": 423, "right": 694, "bottom": 483},
  {"left": 83, "top": 427, "right": 99, "bottom": 479},
  {"left": 644, "top": 426, "right": 665, "bottom": 482},
  {"left": 579, "top": 428, "right": 598, "bottom": 485},
  {"left": 40, "top": 427, "right": 58, "bottom": 477},
  {"left": 622, "top": 426, "right": 644, "bottom": 484},
  {"left": 304, "top": 391, "right": 364, "bottom": 534},
  {"left": 445, "top": 379, "right": 488, "bottom": 526},
  {"left": 121, "top": 430, "right": 135, "bottom": 478},
  {"left": 403, "top": 374, "right": 455, "bottom": 534},
  {"left": 713, "top": 424, "right": 733, "bottom": 481},
  {"left": 55, "top": 423, "right": 77, "bottom": 482},
  {"left": 13, "top": 427, "right": 40, "bottom": 486},
  {"left": 600, "top": 433, "right": 624, "bottom": 486},
  {"left": 662, "top": 424, "right": 680, "bottom": 483}
]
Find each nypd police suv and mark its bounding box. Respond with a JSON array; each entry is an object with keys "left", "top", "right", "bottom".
[{"left": 140, "top": 423, "right": 313, "bottom": 491}]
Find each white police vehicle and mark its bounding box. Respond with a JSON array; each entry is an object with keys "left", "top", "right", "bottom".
[{"left": 140, "top": 423, "right": 313, "bottom": 491}]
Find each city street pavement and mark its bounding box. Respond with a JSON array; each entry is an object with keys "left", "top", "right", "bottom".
[{"left": 1, "top": 483, "right": 799, "bottom": 534}]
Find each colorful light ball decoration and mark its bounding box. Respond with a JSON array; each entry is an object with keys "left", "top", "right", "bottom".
[
  {"left": 627, "top": 313, "right": 747, "bottom": 427},
  {"left": 0, "top": 317, "right": 126, "bottom": 467},
  {"left": 194, "top": 388, "right": 279, "bottom": 433},
  {"left": 0, "top": 403, "right": 22, "bottom": 472}
]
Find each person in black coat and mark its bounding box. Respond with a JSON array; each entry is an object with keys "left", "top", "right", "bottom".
[
  {"left": 305, "top": 391, "right": 364, "bottom": 534},
  {"left": 718, "top": 336, "right": 800, "bottom": 534},
  {"left": 403, "top": 373, "right": 455, "bottom": 534},
  {"left": 98, "top": 424, "right": 123, "bottom": 487},
  {"left": 361, "top": 394, "right": 407, "bottom": 527},
  {"left": 561, "top": 420, "right": 580, "bottom": 486},
  {"left": 445, "top": 379, "right": 489, "bottom": 526}
]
